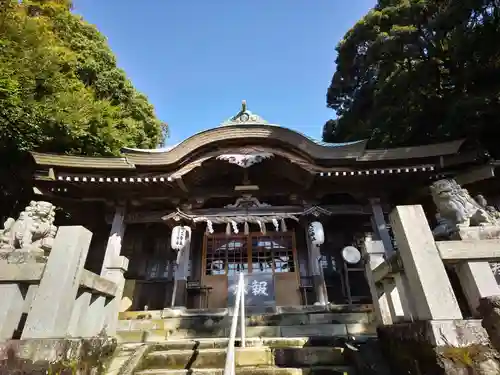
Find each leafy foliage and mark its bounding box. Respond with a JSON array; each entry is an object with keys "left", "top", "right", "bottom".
[
  {"left": 324, "top": 0, "right": 500, "bottom": 156},
  {"left": 0, "top": 0, "right": 166, "bottom": 216},
  {"left": 0, "top": 0, "right": 166, "bottom": 155}
]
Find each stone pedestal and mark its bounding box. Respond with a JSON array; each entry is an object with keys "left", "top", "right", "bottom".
[{"left": 378, "top": 319, "right": 500, "bottom": 375}]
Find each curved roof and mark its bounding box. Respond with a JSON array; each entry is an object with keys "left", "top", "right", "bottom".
[
  {"left": 122, "top": 100, "right": 360, "bottom": 156},
  {"left": 30, "top": 101, "right": 467, "bottom": 170}
]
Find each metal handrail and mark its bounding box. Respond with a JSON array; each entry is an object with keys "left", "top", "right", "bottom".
[{"left": 224, "top": 272, "right": 246, "bottom": 375}]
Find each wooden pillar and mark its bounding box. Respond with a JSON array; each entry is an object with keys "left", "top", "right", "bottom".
[
  {"left": 101, "top": 205, "right": 127, "bottom": 274},
  {"left": 369, "top": 198, "right": 394, "bottom": 256},
  {"left": 100, "top": 204, "right": 129, "bottom": 335}
]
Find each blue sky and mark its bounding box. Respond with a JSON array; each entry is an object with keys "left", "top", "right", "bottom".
[{"left": 72, "top": 0, "right": 375, "bottom": 146}]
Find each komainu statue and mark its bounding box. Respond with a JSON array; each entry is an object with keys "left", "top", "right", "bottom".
[
  {"left": 0, "top": 201, "right": 57, "bottom": 257},
  {"left": 430, "top": 179, "right": 500, "bottom": 236}
]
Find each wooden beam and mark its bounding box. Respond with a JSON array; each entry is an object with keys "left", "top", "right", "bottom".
[
  {"left": 436, "top": 239, "right": 500, "bottom": 262},
  {"left": 455, "top": 165, "right": 495, "bottom": 186},
  {"left": 176, "top": 177, "right": 189, "bottom": 193}
]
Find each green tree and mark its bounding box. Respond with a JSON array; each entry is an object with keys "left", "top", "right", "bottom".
[
  {"left": 324, "top": 0, "right": 500, "bottom": 156},
  {"left": 0, "top": 0, "right": 167, "bottom": 216}
]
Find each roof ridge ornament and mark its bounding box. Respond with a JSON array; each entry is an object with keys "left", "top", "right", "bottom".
[{"left": 219, "top": 100, "right": 270, "bottom": 126}]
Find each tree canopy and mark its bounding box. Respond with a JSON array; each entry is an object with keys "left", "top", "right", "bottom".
[
  {"left": 0, "top": 0, "right": 166, "bottom": 156},
  {"left": 323, "top": 0, "right": 500, "bottom": 156},
  {"left": 0, "top": 0, "right": 166, "bottom": 216}
]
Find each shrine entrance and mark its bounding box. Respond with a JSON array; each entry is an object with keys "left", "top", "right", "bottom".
[{"left": 202, "top": 231, "right": 301, "bottom": 308}]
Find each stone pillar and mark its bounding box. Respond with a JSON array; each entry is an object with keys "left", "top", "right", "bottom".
[
  {"left": 172, "top": 227, "right": 192, "bottom": 307},
  {"left": 67, "top": 290, "right": 93, "bottom": 337},
  {"left": 362, "top": 237, "right": 392, "bottom": 325},
  {"left": 22, "top": 226, "right": 93, "bottom": 338},
  {"left": 368, "top": 199, "right": 414, "bottom": 322},
  {"left": 305, "top": 224, "right": 328, "bottom": 305},
  {"left": 392, "top": 273, "right": 415, "bottom": 321},
  {"left": 369, "top": 198, "right": 394, "bottom": 256},
  {"left": 0, "top": 284, "right": 26, "bottom": 340},
  {"left": 456, "top": 262, "right": 499, "bottom": 317},
  {"left": 102, "top": 256, "right": 129, "bottom": 335},
  {"left": 389, "top": 205, "right": 462, "bottom": 320},
  {"left": 453, "top": 228, "right": 500, "bottom": 317}
]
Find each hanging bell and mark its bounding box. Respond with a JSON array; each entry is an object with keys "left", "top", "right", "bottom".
[
  {"left": 226, "top": 222, "right": 231, "bottom": 235},
  {"left": 244, "top": 222, "right": 249, "bottom": 235}
]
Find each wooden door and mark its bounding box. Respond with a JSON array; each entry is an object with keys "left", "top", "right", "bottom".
[
  {"left": 202, "top": 234, "right": 250, "bottom": 308},
  {"left": 250, "top": 232, "right": 301, "bottom": 306},
  {"left": 202, "top": 231, "right": 301, "bottom": 308}
]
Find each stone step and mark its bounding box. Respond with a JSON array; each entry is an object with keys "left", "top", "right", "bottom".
[
  {"left": 147, "top": 336, "right": 356, "bottom": 351},
  {"left": 162, "top": 304, "right": 373, "bottom": 317},
  {"left": 117, "top": 322, "right": 376, "bottom": 343},
  {"left": 121, "top": 312, "right": 372, "bottom": 329},
  {"left": 136, "top": 347, "right": 346, "bottom": 371},
  {"left": 119, "top": 304, "right": 373, "bottom": 320},
  {"left": 135, "top": 366, "right": 355, "bottom": 374},
  {"left": 106, "top": 343, "right": 149, "bottom": 375}
]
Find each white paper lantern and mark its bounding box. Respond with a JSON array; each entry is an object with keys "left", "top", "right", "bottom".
[
  {"left": 171, "top": 226, "right": 191, "bottom": 250},
  {"left": 308, "top": 221, "right": 325, "bottom": 246}
]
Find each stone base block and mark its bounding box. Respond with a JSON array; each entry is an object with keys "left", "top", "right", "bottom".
[
  {"left": 378, "top": 319, "right": 500, "bottom": 375},
  {"left": 0, "top": 250, "right": 47, "bottom": 264},
  {"left": 0, "top": 338, "right": 116, "bottom": 374},
  {"left": 454, "top": 226, "right": 500, "bottom": 241}
]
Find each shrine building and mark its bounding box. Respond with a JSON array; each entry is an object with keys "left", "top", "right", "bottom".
[{"left": 28, "top": 101, "right": 499, "bottom": 313}]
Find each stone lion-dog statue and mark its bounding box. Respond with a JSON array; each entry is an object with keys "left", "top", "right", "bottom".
[{"left": 0, "top": 201, "right": 58, "bottom": 257}]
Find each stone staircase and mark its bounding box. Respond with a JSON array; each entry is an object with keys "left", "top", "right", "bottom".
[{"left": 106, "top": 305, "right": 386, "bottom": 375}]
